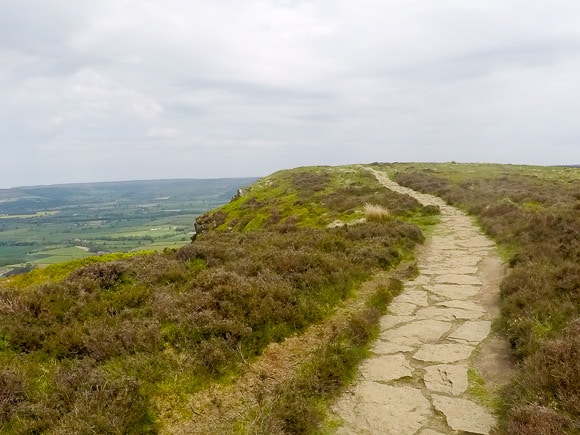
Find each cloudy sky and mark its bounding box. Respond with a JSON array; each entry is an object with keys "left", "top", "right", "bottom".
[{"left": 1, "top": 0, "right": 580, "bottom": 187}]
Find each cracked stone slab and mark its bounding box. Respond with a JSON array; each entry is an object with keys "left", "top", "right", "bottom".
[
  {"left": 415, "top": 306, "right": 485, "bottom": 321},
  {"left": 392, "top": 290, "right": 429, "bottom": 307},
  {"left": 440, "top": 256, "right": 482, "bottom": 266},
  {"left": 418, "top": 430, "right": 446, "bottom": 435},
  {"left": 424, "top": 363, "right": 468, "bottom": 395},
  {"left": 410, "top": 275, "right": 431, "bottom": 285},
  {"left": 434, "top": 274, "right": 482, "bottom": 285},
  {"left": 436, "top": 300, "right": 486, "bottom": 317},
  {"left": 458, "top": 239, "right": 495, "bottom": 249},
  {"left": 431, "top": 395, "right": 496, "bottom": 434},
  {"left": 413, "top": 343, "right": 475, "bottom": 363},
  {"left": 424, "top": 284, "right": 480, "bottom": 300},
  {"left": 372, "top": 340, "right": 415, "bottom": 355},
  {"left": 384, "top": 320, "right": 451, "bottom": 346},
  {"left": 334, "top": 382, "right": 432, "bottom": 435},
  {"left": 421, "top": 266, "right": 479, "bottom": 276},
  {"left": 380, "top": 315, "right": 415, "bottom": 330},
  {"left": 449, "top": 321, "right": 492, "bottom": 344},
  {"left": 388, "top": 302, "right": 417, "bottom": 315},
  {"left": 360, "top": 354, "right": 412, "bottom": 382}
]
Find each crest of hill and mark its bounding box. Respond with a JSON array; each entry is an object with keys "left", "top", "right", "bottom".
[{"left": 195, "top": 165, "right": 432, "bottom": 233}]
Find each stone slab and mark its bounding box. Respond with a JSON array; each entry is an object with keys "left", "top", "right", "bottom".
[
  {"left": 449, "top": 321, "right": 491, "bottom": 344},
  {"left": 385, "top": 320, "right": 451, "bottom": 346},
  {"left": 424, "top": 284, "right": 480, "bottom": 300},
  {"left": 439, "top": 256, "right": 481, "bottom": 266},
  {"left": 334, "top": 382, "right": 432, "bottom": 435},
  {"left": 436, "top": 300, "right": 486, "bottom": 318},
  {"left": 421, "top": 266, "right": 479, "bottom": 276},
  {"left": 380, "top": 315, "right": 415, "bottom": 330},
  {"left": 360, "top": 354, "right": 412, "bottom": 382},
  {"left": 458, "top": 239, "right": 495, "bottom": 249},
  {"left": 415, "top": 306, "right": 484, "bottom": 321},
  {"left": 392, "top": 290, "right": 429, "bottom": 307},
  {"left": 423, "top": 363, "right": 468, "bottom": 395},
  {"left": 431, "top": 395, "right": 496, "bottom": 434},
  {"left": 372, "top": 340, "right": 415, "bottom": 355},
  {"left": 434, "top": 274, "right": 482, "bottom": 285},
  {"left": 389, "top": 302, "right": 417, "bottom": 316},
  {"left": 413, "top": 343, "right": 474, "bottom": 363}
]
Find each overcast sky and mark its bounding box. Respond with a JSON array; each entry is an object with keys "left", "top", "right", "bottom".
[{"left": 1, "top": 1, "right": 580, "bottom": 188}]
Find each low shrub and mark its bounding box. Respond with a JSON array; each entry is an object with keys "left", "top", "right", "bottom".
[
  {"left": 363, "top": 203, "right": 390, "bottom": 221},
  {"left": 0, "top": 165, "right": 427, "bottom": 432},
  {"left": 391, "top": 163, "right": 580, "bottom": 432}
]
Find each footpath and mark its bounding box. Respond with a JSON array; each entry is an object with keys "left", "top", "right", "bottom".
[{"left": 332, "top": 171, "right": 507, "bottom": 434}]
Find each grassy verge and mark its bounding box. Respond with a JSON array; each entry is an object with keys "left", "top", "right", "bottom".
[
  {"left": 0, "top": 166, "right": 433, "bottom": 434},
  {"left": 383, "top": 162, "right": 580, "bottom": 433}
]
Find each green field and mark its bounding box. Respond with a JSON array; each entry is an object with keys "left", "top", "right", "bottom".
[{"left": 0, "top": 178, "right": 257, "bottom": 273}]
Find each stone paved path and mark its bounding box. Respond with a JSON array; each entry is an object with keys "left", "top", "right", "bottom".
[{"left": 332, "top": 171, "right": 504, "bottom": 434}]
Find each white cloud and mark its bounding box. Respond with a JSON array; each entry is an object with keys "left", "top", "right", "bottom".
[{"left": 1, "top": 0, "right": 580, "bottom": 187}]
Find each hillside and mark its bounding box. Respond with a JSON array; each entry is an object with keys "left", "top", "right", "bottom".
[
  {"left": 0, "top": 165, "right": 437, "bottom": 433},
  {"left": 1, "top": 163, "right": 578, "bottom": 434},
  {"left": 0, "top": 177, "right": 257, "bottom": 272}
]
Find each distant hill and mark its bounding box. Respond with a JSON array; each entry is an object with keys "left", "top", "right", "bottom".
[
  {"left": 0, "top": 178, "right": 258, "bottom": 215},
  {"left": 0, "top": 177, "right": 258, "bottom": 269}
]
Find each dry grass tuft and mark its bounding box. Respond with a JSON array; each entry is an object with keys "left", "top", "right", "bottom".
[{"left": 363, "top": 203, "right": 390, "bottom": 221}]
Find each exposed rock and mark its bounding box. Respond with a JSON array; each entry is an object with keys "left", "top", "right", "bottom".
[{"left": 327, "top": 219, "right": 346, "bottom": 229}]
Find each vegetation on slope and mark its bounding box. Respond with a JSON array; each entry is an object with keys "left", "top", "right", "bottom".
[
  {"left": 0, "top": 166, "right": 435, "bottom": 434},
  {"left": 385, "top": 162, "right": 580, "bottom": 433}
]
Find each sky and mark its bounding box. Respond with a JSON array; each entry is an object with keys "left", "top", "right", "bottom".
[{"left": 1, "top": 0, "right": 580, "bottom": 188}]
